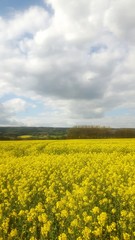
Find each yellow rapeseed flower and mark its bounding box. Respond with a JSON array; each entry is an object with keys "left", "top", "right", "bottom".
[
  {"left": 93, "top": 227, "right": 102, "bottom": 237},
  {"left": 82, "top": 226, "right": 91, "bottom": 239},
  {"left": 9, "top": 229, "right": 18, "bottom": 238},
  {"left": 97, "top": 212, "right": 107, "bottom": 226},
  {"left": 92, "top": 206, "right": 100, "bottom": 214},
  {"left": 58, "top": 233, "right": 67, "bottom": 240},
  {"left": 123, "top": 233, "right": 131, "bottom": 240}
]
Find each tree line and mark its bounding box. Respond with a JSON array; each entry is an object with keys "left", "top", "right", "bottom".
[{"left": 67, "top": 126, "right": 135, "bottom": 139}]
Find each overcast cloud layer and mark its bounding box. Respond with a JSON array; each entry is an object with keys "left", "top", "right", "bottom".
[{"left": 0, "top": 0, "right": 135, "bottom": 127}]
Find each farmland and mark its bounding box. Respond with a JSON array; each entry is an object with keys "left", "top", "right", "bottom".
[{"left": 0, "top": 139, "right": 135, "bottom": 239}]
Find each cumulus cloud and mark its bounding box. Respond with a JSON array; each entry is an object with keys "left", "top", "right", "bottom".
[
  {"left": 3, "top": 98, "right": 28, "bottom": 113},
  {"left": 0, "top": 0, "right": 135, "bottom": 126},
  {"left": 0, "top": 6, "right": 50, "bottom": 40},
  {"left": 104, "top": 0, "right": 135, "bottom": 42},
  {"left": 0, "top": 103, "right": 20, "bottom": 126}
]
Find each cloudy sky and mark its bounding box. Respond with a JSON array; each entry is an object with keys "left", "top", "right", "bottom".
[{"left": 0, "top": 0, "right": 135, "bottom": 127}]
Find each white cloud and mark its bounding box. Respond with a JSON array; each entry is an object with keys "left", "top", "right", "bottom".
[
  {"left": 0, "top": 102, "right": 21, "bottom": 126},
  {"left": 0, "top": 0, "right": 135, "bottom": 127},
  {"left": 104, "top": 0, "right": 135, "bottom": 42},
  {"left": 3, "top": 98, "right": 27, "bottom": 113},
  {"left": 0, "top": 6, "right": 50, "bottom": 41}
]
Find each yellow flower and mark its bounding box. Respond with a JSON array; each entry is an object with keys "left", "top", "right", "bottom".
[
  {"left": 2, "top": 218, "right": 9, "bottom": 233},
  {"left": 111, "top": 237, "right": 119, "bottom": 240},
  {"left": 123, "top": 233, "right": 130, "bottom": 240},
  {"left": 58, "top": 233, "right": 67, "bottom": 240},
  {"left": 84, "top": 215, "right": 92, "bottom": 223},
  {"left": 38, "top": 213, "right": 47, "bottom": 223},
  {"left": 41, "top": 221, "right": 51, "bottom": 236},
  {"left": 68, "top": 227, "right": 73, "bottom": 234},
  {"left": 9, "top": 229, "right": 18, "bottom": 238},
  {"left": 70, "top": 219, "right": 79, "bottom": 227},
  {"left": 30, "top": 237, "right": 37, "bottom": 240},
  {"left": 18, "top": 210, "right": 25, "bottom": 216},
  {"left": 82, "top": 226, "right": 91, "bottom": 239},
  {"left": 111, "top": 208, "right": 116, "bottom": 214},
  {"left": 93, "top": 227, "right": 102, "bottom": 237},
  {"left": 97, "top": 212, "right": 107, "bottom": 226},
  {"left": 11, "top": 211, "right": 17, "bottom": 217},
  {"left": 35, "top": 202, "right": 44, "bottom": 212},
  {"left": 61, "top": 209, "right": 68, "bottom": 218},
  {"left": 121, "top": 210, "right": 127, "bottom": 217},
  {"left": 29, "top": 226, "right": 36, "bottom": 234},
  {"left": 107, "top": 222, "right": 116, "bottom": 232},
  {"left": 92, "top": 206, "right": 100, "bottom": 214}
]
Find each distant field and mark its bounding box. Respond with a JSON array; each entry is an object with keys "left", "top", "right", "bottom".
[{"left": 0, "top": 139, "right": 135, "bottom": 239}]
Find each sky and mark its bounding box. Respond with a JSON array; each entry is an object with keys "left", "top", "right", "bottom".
[{"left": 0, "top": 0, "right": 135, "bottom": 128}]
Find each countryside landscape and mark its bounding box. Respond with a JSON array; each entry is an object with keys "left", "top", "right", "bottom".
[{"left": 1, "top": 0, "right": 135, "bottom": 239}]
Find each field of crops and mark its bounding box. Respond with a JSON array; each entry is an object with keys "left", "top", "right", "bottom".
[{"left": 0, "top": 139, "right": 135, "bottom": 240}]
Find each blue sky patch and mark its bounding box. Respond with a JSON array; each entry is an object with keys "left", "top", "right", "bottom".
[
  {"left": 0, "top": 0, "right": 52, "bottom": 17},
  {"left": 106, "top": 108, "right": 130, "bottom": 117}
]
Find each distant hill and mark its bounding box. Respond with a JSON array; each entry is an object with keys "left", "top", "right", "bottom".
[
  {"left": 1, "top": 126, "right": 135, "bottom": 140},
  {"left": 0, "top": 127, "right": 68, "bottom": 140}
]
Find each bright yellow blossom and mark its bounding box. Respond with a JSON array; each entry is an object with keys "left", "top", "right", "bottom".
[
  {"left": 92, "top": 206, "right": 100, "bottom": 214},
  {"left": 93, "top": 227, "right": 102, "bottom": 237},
  {"left": 82, "top": 226, "right": 91, "bottom": 239},
  {"left": 9, "top": 229, "right": 18, "bottom": 238},
  {"left": 97, "top": 212, "right": 107, "bottom": 226},
  {"left": 58, "top": 233, "right": 67, "bottom": 240},
  {"left": 123, "top": 233, "right": 131, "bottom": 240}
]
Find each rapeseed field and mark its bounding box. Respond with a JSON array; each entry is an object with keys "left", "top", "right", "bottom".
[{"left": 0, "top": 139, "right": 135, "bottom": 239}]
